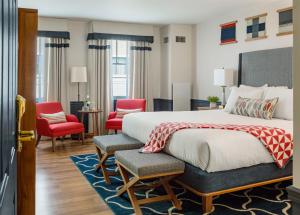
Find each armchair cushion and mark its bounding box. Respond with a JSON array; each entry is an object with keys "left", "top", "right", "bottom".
[
  {"left": 40, "top": 111, "right": 67, "bottom": 124},
  {"left": 49, "top": 122, "right": 84, "bottom": 136},
  {"left": 116, "top": 108, "right": 142, "bottom": 119},
  {"left": 105, "top": 118, "right": 123, "bottom": 130},
  {"left": 66, "top": 114, "right": 79, "bottom": 122},
  {"left": 36, "top": 117, "right": 51, "bottom": 136},
  {"left": 108, "top": 112, "right": 117, "bottom": 120}
]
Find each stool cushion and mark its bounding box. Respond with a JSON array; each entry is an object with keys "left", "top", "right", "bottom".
[
  {"left": 115, "top": 149, "right": 185, "bottom": 177},
  {"left": 93, "top": 134, "right": 144, "bottom": 153}
]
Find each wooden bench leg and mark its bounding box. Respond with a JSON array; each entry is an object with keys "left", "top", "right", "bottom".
[
  {"left": 116, "top": 163, "right": 139, "bottom": 196},
  {"left": 95, "top": 147, "right": 102, "bottom": 172},
  {"left": 160, "top": 176, "right": 182, "bottom": 210},
  {"left": 127, "top": 183, "right": 143, "bottom": 215},
  {"left": 100, "top": 154, "right": 111, "bottom": 184},
  {"left": 94, "top": 147, "right": 113, "bottom": 184},
  {"left": 117, "top": 163, "right": 142, "bottom": 214},
  {"left": 202, "top": 195, "right": 213, "bottom": 213}
]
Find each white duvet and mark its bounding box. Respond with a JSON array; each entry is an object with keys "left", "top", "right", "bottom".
[{"left": 122, "top": 110, "right": 293, "bottom": 172}]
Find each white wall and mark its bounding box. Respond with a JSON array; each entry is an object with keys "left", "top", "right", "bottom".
[
  {"left": 38, "top": 17, "right": 68, "bottom": 31},
  {"left": 38, "top": 17, "right": 161, "bottom": 111},
  {"left": 293, "top": 0, "right": 300, "bottom": 189},
  {"left": 90, "top": 21, "right": 155, "bottom": 36},
  {"left": 169, "top": 25, "right": 194, "bottom": 85},
  {"left": 160, "top": 25, "right": 171, "bottom": 99},
  {"left": 194, "top": 0, "right": 293, "bottom": 100},
  {"left": 160, "top": 24, "right": 195, "bottom": 99},
  {"left": 67, "top": 20, "right": 89, "bottom": 102}
]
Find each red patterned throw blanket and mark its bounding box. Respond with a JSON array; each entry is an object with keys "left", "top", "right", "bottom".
[{"left": 141, "top": 122, "right": 293, "bottom": 168}]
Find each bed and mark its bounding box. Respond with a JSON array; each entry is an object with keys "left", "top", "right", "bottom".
[{"left": 122, "top": 47, "right": 293, "bottom": 213}]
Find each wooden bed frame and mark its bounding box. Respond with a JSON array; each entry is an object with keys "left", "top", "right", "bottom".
[{"left": 175, "top": 176, "right": 292, "bottom": 213}]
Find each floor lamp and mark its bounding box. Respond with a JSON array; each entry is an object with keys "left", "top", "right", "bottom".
[
  {"left": 214, "top": 68, "right": 234, "bottom": 106},
  {"left": 71, "top": 66, "right": 87, "bottom": 101}
]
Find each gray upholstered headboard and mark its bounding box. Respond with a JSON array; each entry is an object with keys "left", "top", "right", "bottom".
[{"left": 238, "top": 47, "right": 292, "bottom": 88}]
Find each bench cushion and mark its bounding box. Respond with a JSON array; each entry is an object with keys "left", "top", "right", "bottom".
[
  {"left": 115, "top": 149, "right": 185, "bottom": 177},
  {"left": 93, "top": 134, "right": 143, "bottom": 153}
]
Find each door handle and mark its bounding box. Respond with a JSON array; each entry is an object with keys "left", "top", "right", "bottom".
[
  {"left": 16, "top": 95, "right": 35, "bottom": 152},
  {"left": 18, "top": 130, "right": 35, "bottom": 152}
]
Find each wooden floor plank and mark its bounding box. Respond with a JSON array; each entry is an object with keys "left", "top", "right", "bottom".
[{"left": 36, "top": 139, "right": 113, "bottom": 215}]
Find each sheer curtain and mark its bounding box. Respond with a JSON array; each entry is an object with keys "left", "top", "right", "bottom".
[
  {"left": 128, "top": 41, "right": 152, "bottom": 110},
  {"left": 88, "top": 39, "right": 112, "bottom": 134},
  {"left": 37, "top": 36, "right": 70, "bottom": 112}
]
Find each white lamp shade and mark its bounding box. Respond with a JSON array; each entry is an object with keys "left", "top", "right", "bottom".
[
  {"left": 214, "top": 68, "right": 234, "bottom": 86},
  {"left": 71, "top": 66, "right": 87, "bottom": 83}
]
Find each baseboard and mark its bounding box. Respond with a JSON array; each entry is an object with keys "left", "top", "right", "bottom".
[{"left": 287, "top": 185, "right": 300, "bottom": 214}]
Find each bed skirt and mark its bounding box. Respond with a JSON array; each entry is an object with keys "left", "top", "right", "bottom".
[{"left": 177, "top": 161, "right": 293, "bottom": 194}]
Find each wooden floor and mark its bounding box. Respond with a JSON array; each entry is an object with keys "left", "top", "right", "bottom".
[{"left": 36, "top": 138, "right": 113, "bottom": 215}]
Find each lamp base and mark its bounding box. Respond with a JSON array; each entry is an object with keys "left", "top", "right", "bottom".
[
  {"left": 221, "top": 86, "right": 226, "bottom": 106},
  {"left": 77, "top": 82, "right": 80, "bottom": 102}
]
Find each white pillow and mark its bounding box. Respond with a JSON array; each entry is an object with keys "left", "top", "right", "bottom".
[
  {"left": 116, "top": 108, "right": 142, "bottom": 119},
  {"left": 264, "top": 88, "right": 293, "bottom": 120},
  {"left": 224, "top": 86, "right": 264, "bottom": 112},
  {"left": 262, "top": 86, "right": 288, "bottom": 98},
  {"left": 240, "top": 84, "right": 268, "bottom": 89},
  {"left": 40, "top": 111, "right": 67, "bottom": 124}
]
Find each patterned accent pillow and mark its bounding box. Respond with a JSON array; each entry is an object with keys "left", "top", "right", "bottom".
[
  {"left": 232, "top": 97, "right": 279, "bottom": 120},
  {"left": 40, "top": 111, "right": 67, "bottom": 124},
  {"left": 116, "top": 108, "right": 142, "bottom": 119}
]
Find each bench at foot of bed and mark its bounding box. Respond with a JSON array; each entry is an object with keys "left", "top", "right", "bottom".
[
  {"left": 115, "top": 149, "right": 185, "bottom": 215},
  {"left": 93, "top": 134, "right": 143, "bottom": 184}
]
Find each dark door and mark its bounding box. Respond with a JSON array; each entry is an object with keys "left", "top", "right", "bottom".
[
  {"left": 0, "top": 0, "right": 18, "bottom": 214},
  {"left": 17, "top": 8, "right": 37, "bottom": 215}
]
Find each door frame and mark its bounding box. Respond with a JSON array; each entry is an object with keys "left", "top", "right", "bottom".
[{"left": 17, "top": 8, "right": 38, "bottom": 215}]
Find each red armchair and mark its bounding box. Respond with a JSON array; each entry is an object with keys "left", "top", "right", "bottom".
[
  {"left": 106, "top": 99, "right": 146, "bottom": 133},
  {"left": 36, "top": 102, "right": 85, "bottom": 151}
]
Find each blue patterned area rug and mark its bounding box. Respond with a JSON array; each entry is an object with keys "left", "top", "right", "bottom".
[{"left": 70, "top": 154, "right": 292, "bottom": 215}]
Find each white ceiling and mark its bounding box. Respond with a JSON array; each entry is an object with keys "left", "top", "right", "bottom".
[{"left": 18, "top": 0, "right": 278, "bottom": 24}]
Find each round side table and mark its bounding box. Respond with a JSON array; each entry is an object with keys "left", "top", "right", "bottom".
[{"left": 78, "top": 109, "right": 103, "bottom": 137}]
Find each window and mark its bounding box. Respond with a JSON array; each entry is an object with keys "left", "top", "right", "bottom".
[
  {"left": 111, "top": 40, "right": 129, "bottom": 99},
  {"left": 36, "top": 37, "right": 46, "bottom": 102}
]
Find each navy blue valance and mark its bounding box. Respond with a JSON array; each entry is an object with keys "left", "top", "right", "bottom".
[
  {"left": 87, "top": 33, "right": 154, "bottom": 43},
  {"left": 130, "top": 46, "right": 152, "bottom": 51},
  {"left": 38, "top": 31, "right": 70, "bottom": 39},
  {"left": 45, "top": 43, "right": 69, "bottom": 48},
  {"left": 88, "top": 45, "right": 111, "bottom": 50}
]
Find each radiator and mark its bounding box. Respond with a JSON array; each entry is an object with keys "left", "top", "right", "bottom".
[{"left": 172, "top": 83, "right": 191, "bottom": 111}]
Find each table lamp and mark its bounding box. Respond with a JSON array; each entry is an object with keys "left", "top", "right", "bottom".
[
  {"left": 214, "top": 68, "right": 234, "bottom": 106},
  {"left": 71, "top": 66, "right": 87, "bottom": 101}
]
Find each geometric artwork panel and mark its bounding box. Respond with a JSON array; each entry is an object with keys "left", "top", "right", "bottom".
[
  {"left": 246, "top": 13, "right": 267, "bottom": 41},
  {"left": 277, "top": 7, "right": 293, "bottom": 36},
  {"left": 220, "top": 21, "right": 237, "bottom": 45}
]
